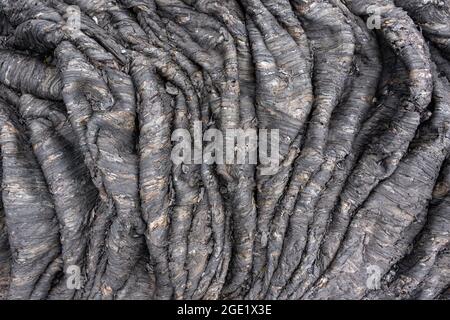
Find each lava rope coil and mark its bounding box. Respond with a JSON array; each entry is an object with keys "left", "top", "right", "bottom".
[{"left": 0, "top": 0, "right": 449, "bottom": 300}]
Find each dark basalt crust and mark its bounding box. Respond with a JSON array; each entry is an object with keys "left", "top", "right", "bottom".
[{"left": 0, "top": 0, "right": 449, "bottom": 300}]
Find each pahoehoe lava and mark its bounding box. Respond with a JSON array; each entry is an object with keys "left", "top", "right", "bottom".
[{"left": 0, "top": 0, "right": 449, "bottom": 300}]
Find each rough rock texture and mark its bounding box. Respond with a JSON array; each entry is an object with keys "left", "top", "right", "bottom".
[{"left": 0, "top": 0, "right": 449, "bottom": 300}]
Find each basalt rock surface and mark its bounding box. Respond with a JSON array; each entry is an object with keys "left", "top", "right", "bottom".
[{"left": 0, "top": 0, "right": 449, "bottom": 300}]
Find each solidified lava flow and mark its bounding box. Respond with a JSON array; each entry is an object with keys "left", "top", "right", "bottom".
[{"left": 0, "top": 0, "right": 449, "bottom": 300}]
